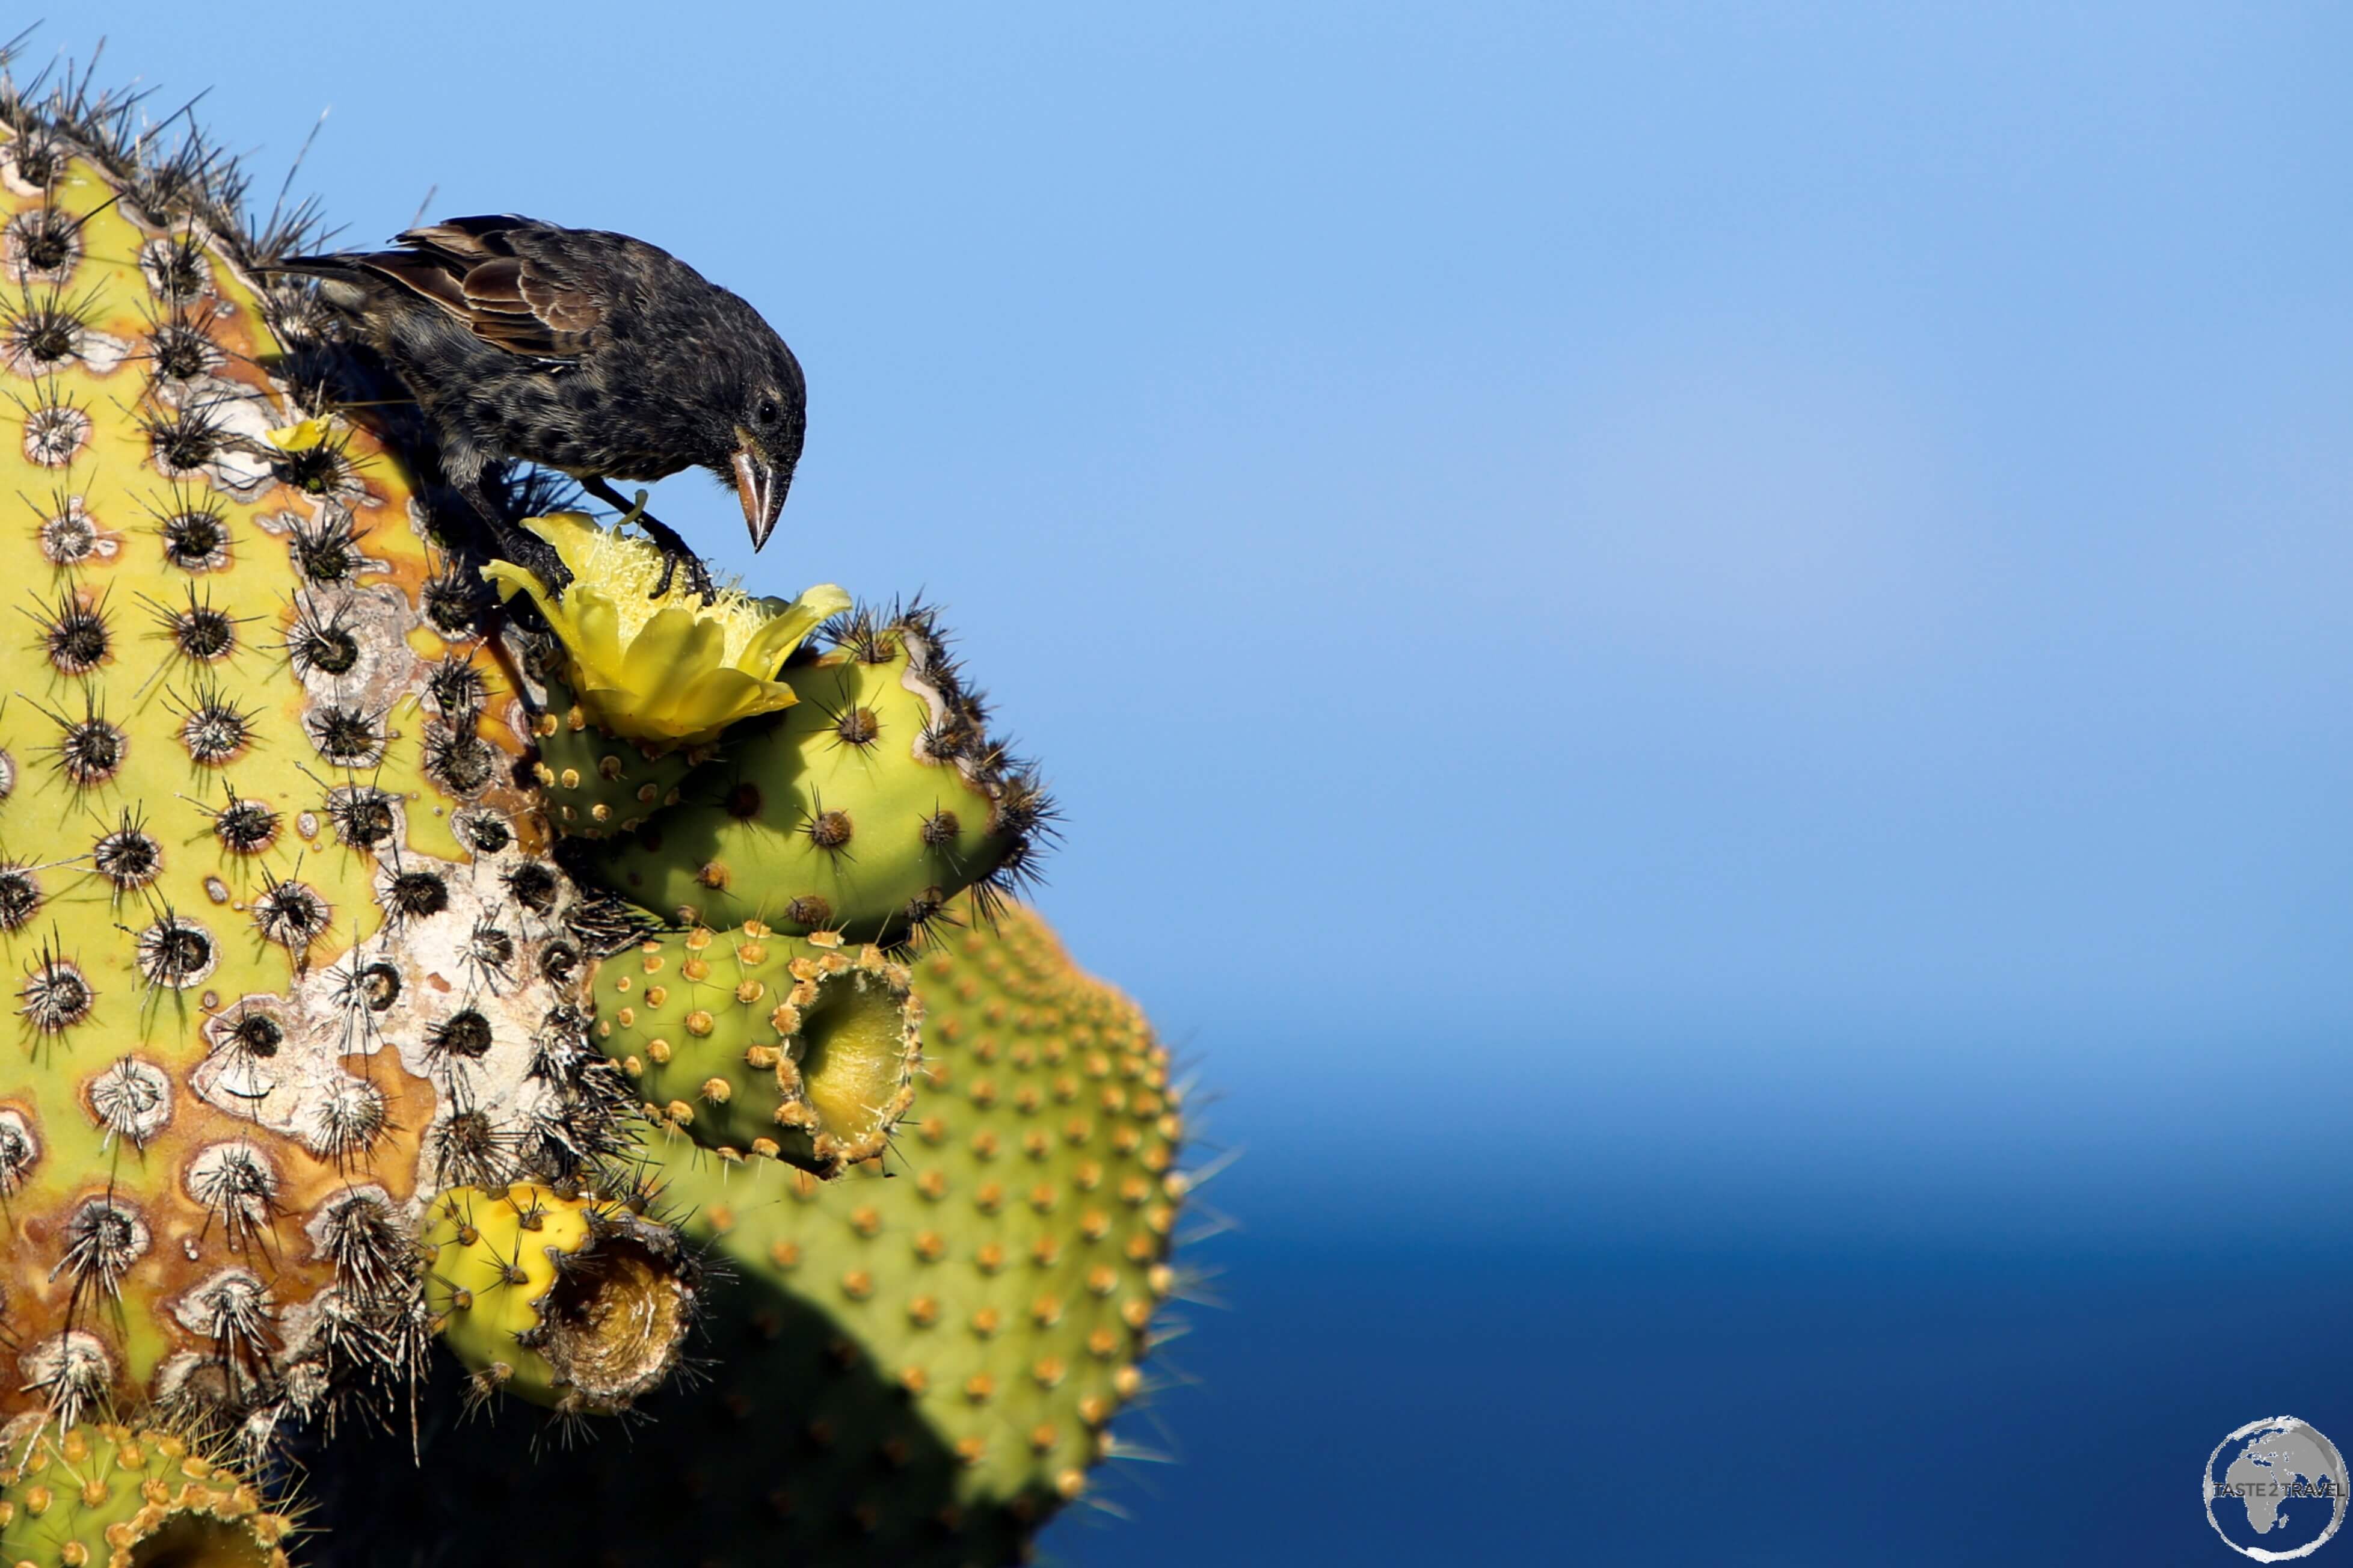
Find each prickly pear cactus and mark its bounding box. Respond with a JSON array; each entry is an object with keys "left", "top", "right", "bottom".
[
  {"left": 307, "top": 893, "right": 1185, "bottom": 1567},
  {"left": 481, "top": 510, "right": 847, "bottom": 841},
  {"left": 0, "top": 87, "right": 629, "bottom": 1450},
  {"left": 523, "top": 674, "right": 697, "bottom": 839},
  {"left": 0, "top": 1419, "right": 295, "bottom": 1568},
  {"left": 4, "top": 45, "right": 1195, "bottom": 1568}
]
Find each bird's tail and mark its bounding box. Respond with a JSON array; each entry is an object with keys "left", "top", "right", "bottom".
[
  {"left": 252, "top": 253, "right": 372, "bottom": 280},
  {"left": 251, "top": 254, "right": 375, "bottom": 310}
]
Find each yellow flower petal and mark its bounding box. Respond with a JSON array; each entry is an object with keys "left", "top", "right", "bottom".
[
  {"left": 746, "top": 585, "right": 851, "bottom": 668},
  {"left": 266, "top": 417, "right": 333, "bottom": 450}
]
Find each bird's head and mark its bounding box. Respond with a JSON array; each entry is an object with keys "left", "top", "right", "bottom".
[{"left": 718, "top": 339, "right": 807, "bottom": 553}]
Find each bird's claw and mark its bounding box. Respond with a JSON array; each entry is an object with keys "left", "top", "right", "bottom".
[
  {"left": 520, "top": 538, "right": 575, "bottom": 601},
  {"left": 622, "top": 508, "right": 717, "bottom": 602},
  {"left": 648, "top": 543, "right": 718, "bottom": 603}
]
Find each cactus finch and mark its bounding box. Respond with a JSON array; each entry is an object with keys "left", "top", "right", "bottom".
[{"left": 271, "top": 215, "right": 805, "bottom": 601}]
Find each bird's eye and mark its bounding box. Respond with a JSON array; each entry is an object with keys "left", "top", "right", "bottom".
[{"left": 755, "top": 398, "right": 780, "bottom": 427}]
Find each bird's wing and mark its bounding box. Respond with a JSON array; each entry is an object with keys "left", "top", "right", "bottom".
[{"left": 377, "top": 217, "right": 608, "bottom": 360}]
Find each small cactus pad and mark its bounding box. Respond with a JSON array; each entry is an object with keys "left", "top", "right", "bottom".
[
  {"left": 591, "top": 924, "right": 920, "bottom": 1175},
  {"left": 524, "top": 672, "right": 695, "bottom": 838},
  {"left": 583, "top": 606, "right": 1051, "bottom": 943},
  {"left": 419, "top": 1181, "right": 700, "bottom": 1416},
  {"left": 0, "top": 1420, "right": 295, "bottom": 1568},
  {"left": 0, "top": 94, "right": 618, "bottom": 1444}
]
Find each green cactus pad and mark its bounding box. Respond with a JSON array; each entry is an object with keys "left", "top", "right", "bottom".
[
  {"left": 582, "top": 606, "right": 1052, "bottom": 944},
  {"left": 0, "top": 1420, "right": 296, "bottom": 1567},
  {"left": 591, "top": 923, "right": 921, "bottom": 1174}
]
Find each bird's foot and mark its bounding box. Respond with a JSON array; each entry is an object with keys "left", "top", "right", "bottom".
[
  {"left": 624, "top": 509, "right": 717, "bottom": 603},
  {"left": 649, "top": 539, "right": 718, "bottom": 603},
  {"left": 467, "top": 481, "right": 574, "bottom": 601},
  {"left": 508, "top": 533, "right": 575, "bottom": 601}
]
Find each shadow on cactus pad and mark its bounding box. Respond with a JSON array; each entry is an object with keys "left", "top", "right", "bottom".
[{"left": 314, "top": 1276, "right": 1045, "bottom": 1568}]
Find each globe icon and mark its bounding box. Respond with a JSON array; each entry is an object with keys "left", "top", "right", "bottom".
[{"left": 2206, "top": 1417, "right": 2349, "bottom": 1561}]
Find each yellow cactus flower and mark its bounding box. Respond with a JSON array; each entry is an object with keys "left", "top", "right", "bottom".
[{"left": 482, "top": 511, "right": 849, "bottom": 748}]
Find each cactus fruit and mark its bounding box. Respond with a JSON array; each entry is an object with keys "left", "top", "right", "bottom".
[
  {"left": 418, "top": 1181, "right": 701, "bottom": 1416},
  {"left": 582, "top": 604, "right": 1053, "bottom": 944},
  {"left": 0, "top": 71, "right": 641, "bottom": 1446},
  {"left": 591, "top": 924, "right": 920, "bottom": 1173},
  {"left": 0, "top": 1419, "right": 295, "bottom": 1568},
  {"left": 310, "top": 893, "right": 1186, "bottom": 1568}
]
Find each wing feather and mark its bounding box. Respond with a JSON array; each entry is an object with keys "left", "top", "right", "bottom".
[{"left": 352, "top": 215, "right": 606, "bottom": 359}]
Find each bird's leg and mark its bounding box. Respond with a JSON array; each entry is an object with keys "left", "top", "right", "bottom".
[
  {"left": 582, "top": 478, "right": 717, "bottom": 603},
  {"left": 462, "top": 478, "right": 574, "bottom": 600}
]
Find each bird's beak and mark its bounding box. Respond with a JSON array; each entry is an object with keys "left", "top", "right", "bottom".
[{"left": 731, "top": 438, "right": 787, "bottom": 552}]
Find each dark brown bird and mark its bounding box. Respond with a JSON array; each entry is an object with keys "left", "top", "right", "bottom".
[{"left": 272, "top": 215, "right": 806, "bottom": 600}]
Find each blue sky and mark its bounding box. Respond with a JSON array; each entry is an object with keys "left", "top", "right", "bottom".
[
  {"left": 57, "top": 4, "right": 2351, "bottom": 1048},
  {"left": 45, "top": 5, "right": 2353, "bottom": 1557}
]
